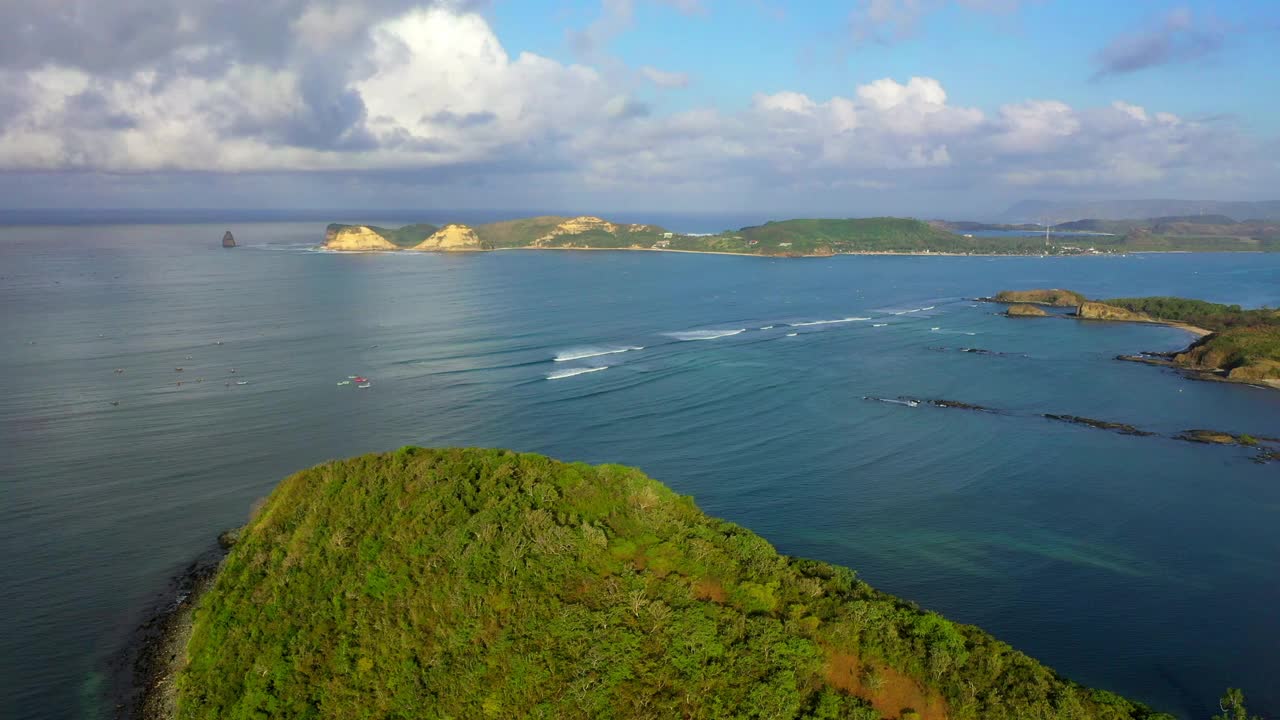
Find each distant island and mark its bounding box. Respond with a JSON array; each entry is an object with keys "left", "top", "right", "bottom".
[
  {"left": 989, "top": 289, "right": 1280, "bottom": 389},
  {"left": 935, "top": 215, "right": 1280, "bottom": 253},
  {"left": 320, "top": 214, "right": 1280, "bottom": 257},
  {"left": 147, "top": 448, "right": 1176, "bottom": 720}
]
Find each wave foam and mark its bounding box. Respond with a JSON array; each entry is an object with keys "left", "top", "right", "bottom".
[
  {"left": 789, "top": 317, "right": 870, "bottom": 327},
  {"left": 554, "top": 346, "right": 643, "bottom": 362},
  {"left": 664, "top": 329, "right": 745, "bottom": 341},
  {"left": 872, "top": 323, "right": 887, "bottom": 327},
  {"left": 547, "top": 366, "right": 609, "bottom": 380}
]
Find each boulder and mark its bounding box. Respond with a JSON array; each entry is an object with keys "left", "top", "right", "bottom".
[{"left": 1006, "top": 304, "right": 1048, "bottom": 318}]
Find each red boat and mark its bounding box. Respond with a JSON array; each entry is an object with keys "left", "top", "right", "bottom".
[{"left": 353, "top": 376, "right": 368, "bottom": 383}]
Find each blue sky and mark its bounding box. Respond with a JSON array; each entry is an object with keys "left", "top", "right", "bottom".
[
  {"left": 491, "top": 0, "right": 1279, "bottom": 131},
  {"left": 0, "top": 0, "right": 1276, "bottom": 217}
]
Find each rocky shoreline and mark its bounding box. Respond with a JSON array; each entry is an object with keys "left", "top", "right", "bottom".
[
  {"left": 109, "top": 536, "right": 232, "bottom": 719},
  {"left": 984, "top": 291, "right": 1280, "bottom": 391},
  {"left": 867, "top": 394, "right": 1278, "bottom": 464}
]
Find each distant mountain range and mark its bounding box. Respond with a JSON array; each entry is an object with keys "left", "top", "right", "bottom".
[{"left": 1001, "top": 199, "right": 1280, "bottom": 223}]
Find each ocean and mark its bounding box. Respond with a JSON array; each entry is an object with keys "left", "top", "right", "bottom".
[{"left": 1, "top": 219, "right": 1277, "bottom": 719}]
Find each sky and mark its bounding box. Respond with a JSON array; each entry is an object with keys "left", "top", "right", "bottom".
[{"left": 1, "top": 0, "right": 1277, "bottom": 218}]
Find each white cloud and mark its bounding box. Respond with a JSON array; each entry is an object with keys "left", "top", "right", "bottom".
[{"left": 0, "top": 5, "right": 1270, "bottom": 207}]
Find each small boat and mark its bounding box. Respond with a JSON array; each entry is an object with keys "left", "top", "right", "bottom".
[
  {"left": 353, "top": 376, "right": 368, "bottom": 383},
  {"left": 337, "top": 381, "right": 350, "bottom": 386},
  {"left": 174, "top": 367, "right": 183, "bottom": 372},
  {"left": 235, "top": 380, "right": 248, "bottom": 385},
  {"left": 357, "top": 383, "right": 371, "bottom": 389},
  {"left": 347, "top": 375, "right": 358, "bottom": 379}
]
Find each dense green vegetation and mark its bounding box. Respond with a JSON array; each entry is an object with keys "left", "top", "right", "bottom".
[
  {"left": 731, "top": 218, "right": 1054, "bottom": 255},
  {"left": 472, "top": 216, "right": 571, "bottom": 248},
  {"left": 1212, "top": 688, "right": 1263, "bottom": 720},
  {"left": 1175, "top": 327, "right": 1280, "bottom": 381},
  {"left": 177, "top": 448, "right": 1173, "bottom": 720},
  {"left": 325, "top": 223, "right": 439, "bottom": 247},
  {"left": 1101, "top": 297, "right": 1280, "bottom": 331}
]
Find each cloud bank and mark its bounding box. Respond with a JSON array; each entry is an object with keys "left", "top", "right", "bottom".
[{"left": 0, "top": 1, "right": 1273, "bottom": 212}]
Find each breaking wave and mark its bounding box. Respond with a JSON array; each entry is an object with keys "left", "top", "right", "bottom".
[
  {"left": 789, "top": 317, "right": 871, "bottom": 326},
  {"left": 664, "top": 329, "right": 746, "bottom": 341},
  {"left": 554, "top": 346, "right": 643, "bottom": 362}
]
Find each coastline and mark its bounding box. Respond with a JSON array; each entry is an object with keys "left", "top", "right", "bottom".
[
  {"left": 110, "top": 541, "right": 229, "bottom": 720},
  {"left": 323, "top": 245, "right": 1118, "bottom": 259}
]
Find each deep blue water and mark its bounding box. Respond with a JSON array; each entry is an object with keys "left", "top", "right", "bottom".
[{"left": 1, "top": 221, "right": 1278, "bottom": 720}]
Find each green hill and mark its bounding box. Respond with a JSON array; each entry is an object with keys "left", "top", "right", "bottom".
[
  {"left": 472, "top": 216, "right": 571, "bottom": 248},
  {"left": 733, "top": 218, "right": 1045, "bottom": 255},
  {"left": 175, "top": 448, "right": 1172, "bottom": 720}
]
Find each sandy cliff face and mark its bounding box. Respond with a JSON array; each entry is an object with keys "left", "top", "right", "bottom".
[
  {"left": 411, "top": 224, "right": 485, "bottom": 251},
  {"left": 1076, "top": 302, "right": 1154, "bottom": 322},
  {"left": 533, "top": 216, "right": 639, "bottom": 246},
  {"left": 324, "top": 226, "right": 399, "bottom": 251}
]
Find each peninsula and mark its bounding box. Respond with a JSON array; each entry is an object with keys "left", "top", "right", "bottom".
[
  {"left": 322, "top": 215, "right": 1105, "bottom": 257},
  {"left": 154, "top": 448, "right": 1174, "bottom": 720},
  {"left": 990, "top": 290, "right": 1280, "bottom": 388},
  {"left": 324, "top": 213, "right": 1280, "bottom": 257}
]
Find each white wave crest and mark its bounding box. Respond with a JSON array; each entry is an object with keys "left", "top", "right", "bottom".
[
  {"left": 872, "top": 323, "right": 888, "bottom": 327},
  {"left": 759, "top": 325, "right": 775, "bottom": 330},
  {"left": 554, "top": 346, "right": 643, "bottom": 362},
  {"left": 547, "top": 366, "right": 609, "bottom": 380},
  {"left": 785, "top": 332, "right": 798, "bottom": 337},
  {"left": 789, "top": 317, "right": 871, "bottom": 327},
  {"left": 664, "top": 329, "right": 746, "bottom": 341}
]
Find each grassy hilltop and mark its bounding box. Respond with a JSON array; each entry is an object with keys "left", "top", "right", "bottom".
[{"left": 175, "top": 448, "right": 1172, "bottom": 720}]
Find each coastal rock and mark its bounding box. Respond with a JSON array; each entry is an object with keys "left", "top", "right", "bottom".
[
  {"left": 221, "top": 231, "right": 236, "bottom": 248},
  {"left": 1043, "top": 414, "right": 1154, "bottom": 436},
  {"left": 1076, "top": 301, "right": 1155, "bottom": 323},
  {"left": 1005, "top": 304, "right": 1048, "bottom": 318},
  {"left": 993, "top": 289, "right": 1085, "bottom": 306},
  {"left": 410, "top": 224, "right": 486, "bottom": 252},
  {"left": 1177, "top": 429, "right": 1237, "bottom": 445},
  {"left": 323, "top": 225, "right": 399, "bottom": 251},
  {"left": 929, "top": 399, "right": 997, "bottom": 412}
]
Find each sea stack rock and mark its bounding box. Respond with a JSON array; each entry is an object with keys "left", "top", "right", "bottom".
[{"left": 222, "top": 231, "right": 236, "bottom": 248}]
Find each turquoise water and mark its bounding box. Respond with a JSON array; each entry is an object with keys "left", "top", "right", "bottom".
[{"left": 1, "top": 222, "right": 1278, "bottom": 719}]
